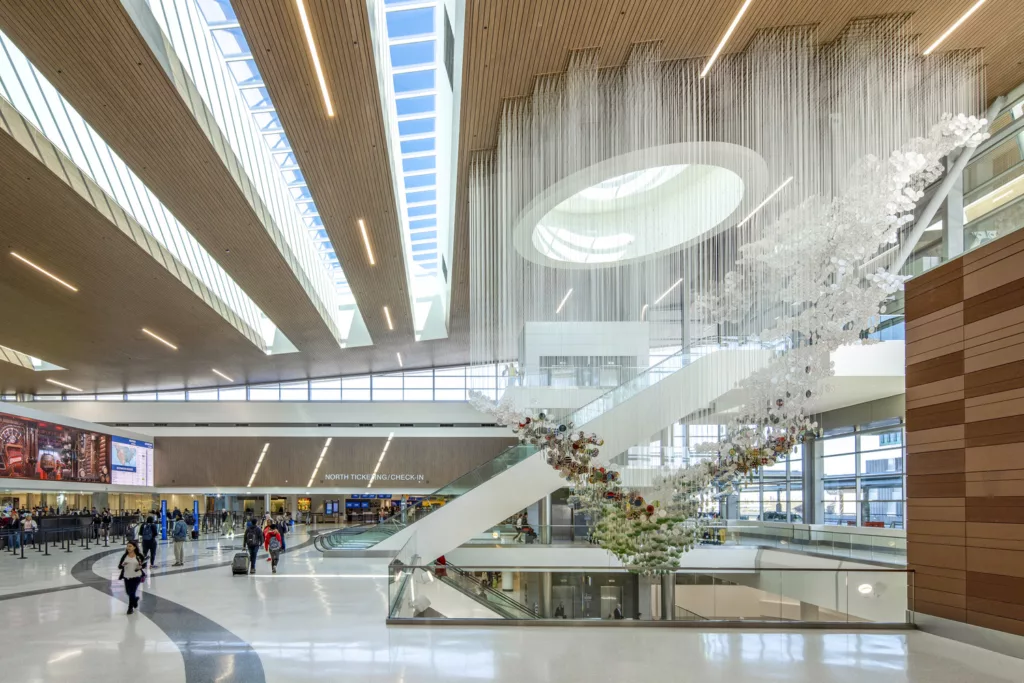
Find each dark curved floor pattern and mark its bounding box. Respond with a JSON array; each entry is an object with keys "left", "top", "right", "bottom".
[{"left": 67, "top": 533, "right": 320, "bottom": 683}]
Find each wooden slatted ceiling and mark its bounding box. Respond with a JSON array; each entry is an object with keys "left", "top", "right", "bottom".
[
  {"left": 0, "top": 0, "right": 1021, "bottom": 394},
  {"left": 0, "top": 129, "right": 273, "bottom": 392},
  {"left": 449, "top": 0, "right": 1024, "bottom": 326},
  {"left": 232, "top": 0, "right": 415, "bottom": 339},
  {"left": 0, "top": 0, "right": 343, "bottom": 358},
  {"left": 0, "top": 0, "right": 471, "bottom": 395}
]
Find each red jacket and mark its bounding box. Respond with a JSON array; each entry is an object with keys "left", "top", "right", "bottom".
[{"left": 263, "top": 526, "right": 282, "bottom": 551}]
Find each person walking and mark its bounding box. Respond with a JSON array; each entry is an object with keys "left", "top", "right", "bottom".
[
  {"left": 171, "top": 514, "right": 188, "bottom": 566},
  {"left": 139, "top": 516, "right": 159, "bottom": 568},
  {"left": 101, "top": 509, "right": 112, "bottom": 541},
  {"left": 117, "top": 540, "right": 147, "bottom": 615},
  {"left": 243, "top": 520, "right": 262, "bottom": 575},
  {"left": 263, "top": 521, "right": 282, "bottom": 574},
  {"left": 513, "top": 512, "right": 526, "bottom": 543},
  {"left": 276, "top": 516, "right": 287, "bottom": 553}
]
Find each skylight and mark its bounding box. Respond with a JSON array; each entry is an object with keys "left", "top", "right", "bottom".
[
  {"left": 188, "top": 0, "right": 355, "bottom": 306},
  {"left": 0, "top": 345, "right": 65, "bottom": 372},
  {"left": 368, "top": 0, "right": 458, "bottom": 341}
]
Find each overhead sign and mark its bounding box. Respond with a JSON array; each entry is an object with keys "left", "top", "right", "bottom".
[{"left": 323, "top": 473, "right": 425, "bottom": 482}]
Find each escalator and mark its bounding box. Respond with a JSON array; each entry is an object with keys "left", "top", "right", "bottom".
[
  {"left": 438, "top": 564, "right": 538, "bottom": 619},
  {"left": 316, "top": 346, "right": 770, "bottom": 561}
]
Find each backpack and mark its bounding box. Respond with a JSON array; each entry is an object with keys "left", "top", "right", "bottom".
[
  {"left": 141, "top": 524, "right": 155, "bottom": 542},
  {"left": 244, "top": 526, "right": 261, "bottom": 548},
  {"left": 268, "top": 534, "right": 281, "bottom": 552}
]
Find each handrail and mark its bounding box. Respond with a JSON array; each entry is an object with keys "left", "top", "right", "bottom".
[
  {"left": 447, "top": 564, "right": 538, "bottom": 618},
  {"left": 396, "top": 564, "right": 912, "bottom": 573}
]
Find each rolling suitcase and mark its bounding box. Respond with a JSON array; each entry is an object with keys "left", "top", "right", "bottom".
[
  {"left": 191, "top": 529, "right": 198, "bottom": 540},
  {"left": 231, "top": 552, "right": 249, "bottom": 575}
]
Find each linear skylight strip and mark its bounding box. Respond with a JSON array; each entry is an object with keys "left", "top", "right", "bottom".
[
  {"left": 137, "top": 1, "right": 369, "bottom": 347},
  {"left": 0, "top": 31, "right": 277, "bottom": 352},
  {"left": 0, "top": 344, "right": 65, "bottom": 372},
  {"left": 368, "top": 0, "right": 454, "bottom": 341}
]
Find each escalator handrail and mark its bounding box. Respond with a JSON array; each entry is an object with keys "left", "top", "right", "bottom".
[{"left": 447, "top": 564, "right": 538, "bottom": 619}]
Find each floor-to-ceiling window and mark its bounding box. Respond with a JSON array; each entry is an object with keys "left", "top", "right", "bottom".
[{"left": 819, "top": 419, "right": 905, "bottom": 529}]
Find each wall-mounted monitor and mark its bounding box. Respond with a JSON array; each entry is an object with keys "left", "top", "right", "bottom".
[{"left": 110, "top": 436, "right": 154, "bottom": 487}]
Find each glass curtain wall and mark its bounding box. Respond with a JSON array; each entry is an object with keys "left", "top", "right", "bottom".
[
  {"left": 26, "top": 364, "right": 505, "bottom": 403},
  {"left": 820, "top": 419, "right": 906, "bottom": 529}
]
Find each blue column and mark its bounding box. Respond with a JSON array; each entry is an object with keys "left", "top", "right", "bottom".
[
  {"left": 192, "top": 500, "right": 199, "bottom": 535},
  {"left": 160, "top": 500, "right": 167, "bottom": 541}
]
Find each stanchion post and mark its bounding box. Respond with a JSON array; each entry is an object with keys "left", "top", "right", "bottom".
[
  {"left": 43, "top": 530, "right": 49, "bottom": 556},
  {"left": 19, "top": 533, "right": 25, "bottom": 560}
]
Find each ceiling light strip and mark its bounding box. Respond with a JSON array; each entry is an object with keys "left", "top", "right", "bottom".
[
  {"left": 295, "top": 0, "right": 335, "bottom": 116},
  {"left": 384, "top": 306, "right": 394, "bottom": 330},
  {"left": 359, "top": 219, "right": 376, "bottom": 265},
  {"left": 10, "top": 252, "right": 78, "bottom": 292},
  {"left": 368, "top": 432, "right": 395, "bottom": 488},
  {"left": 247, "top": 442, "right": 270, "bottom": 488},
  {"left": 923, "top": 0, "right": 989, "bottom": 55},
  {"left": 700, "top": 0, "right": 754, "bottom": 78},
  {"left": 142, "top": 327, "right": 179, "bottom": 350},
  {"left": 555, "top": 288, "right": 574, "bottom": 314},
  {"left": 46, "top": 378, "right": 82, "bottom": 392},
  {"left": 736, "top": 176, "right": 794, "bottom": 227},
  {"left": 306, "top": 437, "right": 332, "bottom": 487},
  {"left": 396, "top": 352, "right": 403, "bottom": 367},
  {"left": 212, "top": 368, "right": 234, "bottom": 382}
]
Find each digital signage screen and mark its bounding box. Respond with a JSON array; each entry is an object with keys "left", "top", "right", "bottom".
[
  {"left": 110, "top": 436, "right": 155, "bottom": 487},
  {"left": 0, "top": 411, "right": 111, "bottom": 483}
]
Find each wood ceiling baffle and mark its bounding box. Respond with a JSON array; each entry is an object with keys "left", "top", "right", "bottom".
[{"left": 233, "top": 0, "right": 416, "bottom": 341}]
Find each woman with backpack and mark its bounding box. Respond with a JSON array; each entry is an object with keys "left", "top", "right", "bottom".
[{"left": 263, "top": 521, "right": 283, "bottom": 574}]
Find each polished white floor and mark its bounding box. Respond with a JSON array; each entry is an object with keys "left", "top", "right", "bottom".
[{"left": 1, "top": 528, "right": 1020, "bottom": 682}]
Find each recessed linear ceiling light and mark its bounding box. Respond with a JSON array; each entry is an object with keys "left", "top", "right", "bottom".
[
  {"left": 212, "top": 368, "right": 234, "bottom": 382},
  {"left": 295, "top": 0, "right": 334, "bottom": 117},
  {"left": 396, "top": 352, "right": 403, "bottom": 368},
  {"left": 736, "top": 176, "right": 794, "bottom": 227},
  {"left": 700, "top": 0, "right": 754, "bottom": 78},
  {"left": 359, "top": 219, "right": 376, "bottom": 266},
  {"left": 142, "top": 328, "right": 178, "bottom": 350},
  {"left": 46, "top": 378, "right": 82, "bottom": 392},
  {"left": 307, "top": 437, "right": 333, "bottom": 487},
  {"left": 247, "top": 442, "right": 270, "bottom": 488},
  {"left": 924, "top": 0, "right": 989, "bottom": 55},
  {"left": 556, "top": 288, "right": 574, "bottom": 314},
  {"left": 654, "top": 279, "right": 684, "bottom": 305},
  {"left": 10, "top": 252, "right": 78, "bottom": 292},
  {"left": 384, "top": 306, "right": 394, "bottom": 331},
  {"left": 368, "top": 432, "right": 395, "bottom": 488}
]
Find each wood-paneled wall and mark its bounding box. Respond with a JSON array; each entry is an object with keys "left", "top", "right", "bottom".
[
  {"left": 155, "top": 436, "right": 516, "bottom": 490},
  {"left": 906, "top": 228, "right": 1024, "bottom": 637}
]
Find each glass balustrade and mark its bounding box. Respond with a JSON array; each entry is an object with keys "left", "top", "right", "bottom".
[{"left": 387, "top": 560, "right": 914, "bottom": 626}]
